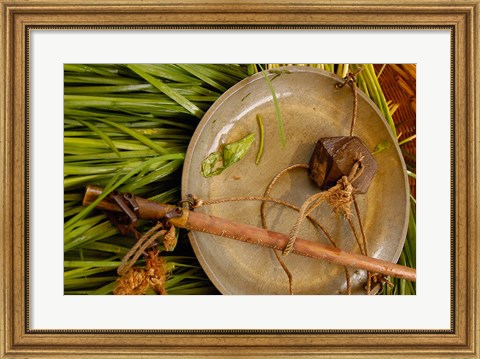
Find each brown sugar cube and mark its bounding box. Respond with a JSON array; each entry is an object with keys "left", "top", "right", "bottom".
[{"left": 308, "top": 136, "right": 378, "bottom": 194}]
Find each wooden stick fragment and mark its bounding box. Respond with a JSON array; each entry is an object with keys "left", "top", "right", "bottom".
[{"left": 83, "top": 185, "right": 416, "bottom": 282}]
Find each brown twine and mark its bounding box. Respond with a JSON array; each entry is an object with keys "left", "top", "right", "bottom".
[
  {"left": 197, "top": 191, "right": 343, "bottom": 250},
  {"left": 260, "top": 163, "right": 352, "bottom": 295},
  {"left": 366, "top": 272, "right": 394, "bottom": 295},
  {"left": 117, "top": 221, "right": 165, "bottom": 276},
  {"left": 336, "top": 67, "right": 362, "bottom": 136},
  {"left": 263, "top": 68, "right": 364, "bottom": 291},
  {"left": 261, "top": 164, "right": 308, "bottom": 295},
  {"left": 114, "top": 250, "right": 169, "bottom": 295},
  {"left": 283, "top": 159, "right": 364, "bottom": 256},
  {"left": 145, "top": 251, "right": 169, "bottom": 295},
  {"left": 260, "top": 165, "right": 349, "bottom": 247},
  {"left": 341, "top": 68, "right": 381, "bottom": 293},
  {"left": 194, "top": 193, "right": 344, "bottom": 255},
  {"left": 113, "top": 267, "right": 149, "bottom": 295},
  {"left": 196, "top": 195, "right": 306, "bottom": 210},
  {"left": 353, "top": 195, "right": 369, "bottom": 257},
  {"left": 114, "top": 217, "right": 176, "bottom": 294},
  {"left": 347, "top": 217, "right": 366, "bottom": 256},
  {"left": 350, "top": 79, "right": 358, "bottom": 136},
  {"left": 191, "top": 171, "right": 362, "bottom": 295},
  {"left": 194, "top": 163, "right": 355, "bottom": 295}
]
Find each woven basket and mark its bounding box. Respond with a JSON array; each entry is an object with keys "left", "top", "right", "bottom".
[{"left": 375, "top": 64, "right": 416, "bottom": 197}]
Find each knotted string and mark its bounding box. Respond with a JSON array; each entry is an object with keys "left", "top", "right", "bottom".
[
  {"left": 191, "top": 164, "right": 358, "bottom": 295},
  {"left": 283, "top": 158, "right": 364, "bottom": 256},
  {"left": 114, "top": 250, "right": 169, "bottom": 295},
  {"left": 191, "top": 161, "right": 363, "bottom": 295},
  {"left": 260, "top": 163, "right": 352, "bottom": 295},
  {"left": 114, "top": 222, "right": 177, "bottom": 295},
  {"left": 117, "top": 221, "right": 165, "bottom": 276}
]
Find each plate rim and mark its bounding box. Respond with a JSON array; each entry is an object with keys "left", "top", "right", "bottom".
[{"left": 181, "top": 65, "right": 410, "bottom": 295}]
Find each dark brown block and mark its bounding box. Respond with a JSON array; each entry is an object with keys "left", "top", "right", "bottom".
[{"left": 308, "top": 136, "right": 378, "bottom": 194}]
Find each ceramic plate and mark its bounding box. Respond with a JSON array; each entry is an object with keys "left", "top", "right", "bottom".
[{"left": 182, "top": 66, "right": 409, "bottom": 295}]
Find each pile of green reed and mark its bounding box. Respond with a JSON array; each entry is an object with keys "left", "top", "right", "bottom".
[
  {"left": 64, "top": 64, "right": 248, "bottom": 294},
  {"left": 64, "top": 63, "right": 415, "bottom": 295}
]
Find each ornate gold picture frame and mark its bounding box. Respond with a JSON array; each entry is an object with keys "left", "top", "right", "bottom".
[{"left": 1, "top": 1, "right": 478, "bottom": 357}]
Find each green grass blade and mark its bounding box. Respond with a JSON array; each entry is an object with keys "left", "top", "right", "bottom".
[
  {"left": 91, "top": 281, "right": 117, "bottom": 295},
  {"left": 64, "top": 267, "right": 115, "bottom": 279},
  {"left": 127, "top": 64, "right": 205, "bottom": 119},
  {"left": 87, "top": 118, "right": 169, "bottom": 155},
  {"left": 64, "top": 75, "right": 142, "bottom": 86},
  {"left": 258, "top": 64, "right": 286, "bottom": 147},
  {"left": 176, "top": 64, "right": 228, "bottom": 92},
  {"left": 128, "top": 63, "right": 203, "bottom": 84},
  {"left": 120, "top": 159, "right": 183, "bottom": 193},
  {"left": 64, "top": 260, "right": 120, "bottom": 268},
  {"left": 64, "top": 64, "right": 118, "bottom": 77}
]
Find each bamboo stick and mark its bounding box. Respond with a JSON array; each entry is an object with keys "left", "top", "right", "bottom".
[{"left": 83, "top": 185, "right": 416, "bottom": 282}]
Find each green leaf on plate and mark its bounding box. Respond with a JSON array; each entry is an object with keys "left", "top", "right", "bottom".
[
  {"left": 201, "top": 133, "right": 256, "bottom": 177},
  {"left": 372, "top": 140, "right": 391, "bottom": 155},
  {"left": 223, "top": 133, "right": 255, "bottom": 168},
  {"left": 201, "top": 151, "right": 224, "bottom": 177}
]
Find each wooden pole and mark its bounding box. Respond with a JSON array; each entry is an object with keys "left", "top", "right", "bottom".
[{"left": 83, "top": 185, "right": 416, "bottom": 282}]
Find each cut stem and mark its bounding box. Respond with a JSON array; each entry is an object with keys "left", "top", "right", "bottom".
[{"left": 255, "top": 114, "right": 265, "bottom": 164}]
